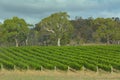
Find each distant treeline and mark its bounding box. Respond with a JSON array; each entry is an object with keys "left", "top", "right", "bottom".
[{"left": 0, "top": 12, "right": 120, "bottom": 47}]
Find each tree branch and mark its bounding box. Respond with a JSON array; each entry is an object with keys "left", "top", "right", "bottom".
[{"left": 45, "top": 28, "right": 55, "bottom": 33}]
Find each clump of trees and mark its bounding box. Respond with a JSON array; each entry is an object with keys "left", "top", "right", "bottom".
[
  {"left": 0, "top": 12, "right": 120, "bottom": 47},
  {"left": 0, "top": 17, "right": 29, "bottom": 47},
  {"left": 71, "top": 17, "right": 120, "bottom": 45}
]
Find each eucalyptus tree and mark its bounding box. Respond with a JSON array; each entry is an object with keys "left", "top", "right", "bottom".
[
  {"left": 94, "top": 18, "right": 119, "bottom": 44},
  {"left": 1, "top": 17, "right": 29, "bottom": 47},
  {"left": 37, "top": 12, "right": 73, "bottom": 46}
]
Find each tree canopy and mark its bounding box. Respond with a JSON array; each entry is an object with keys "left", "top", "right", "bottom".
[
  {"left": 0, "top": 12, "right": 120, "bottom": 47},
  {"left": 0, "top": 17, "right": 29, "bottom": 47},
  {"left": 36, "top": 12, "right": 73, "bottom": 46}
]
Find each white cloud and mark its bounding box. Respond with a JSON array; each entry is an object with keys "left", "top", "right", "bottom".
[{"left": 0, "top": 0, "right": 120, "bottom": 24}]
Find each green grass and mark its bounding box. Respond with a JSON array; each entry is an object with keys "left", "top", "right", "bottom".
[{"left": 0, "top": 45, "right": 120, "bottom": 72}]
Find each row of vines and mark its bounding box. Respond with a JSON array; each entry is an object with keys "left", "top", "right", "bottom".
[{"left": 0, "top": 45, "right": 120, "bottom": 72}]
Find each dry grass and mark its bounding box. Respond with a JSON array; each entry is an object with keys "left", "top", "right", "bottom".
[{"left": 0, "top": 70, "right": 120, "bottom": 80}]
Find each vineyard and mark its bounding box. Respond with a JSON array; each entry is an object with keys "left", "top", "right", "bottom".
[{"left": 0, "top": 45, "right": 120, "bottom": 72}]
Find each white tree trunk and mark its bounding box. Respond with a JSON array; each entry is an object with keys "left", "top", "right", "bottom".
[
  {"left": 57, "top": 38, "right": 61, "bottom": 46},
  {"left": 25, "top": 39, "right": 28, "bottom": 46},
  {"left": 15, "top": 39, "right": 19, "bottom": 47},
  {"left": 118, "top": 40, "right": 120, "bottom": 45}
]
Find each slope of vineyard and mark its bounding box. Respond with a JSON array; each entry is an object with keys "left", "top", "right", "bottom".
[{"left": 0, "top": 45, "right": 120, "bottom": 72}]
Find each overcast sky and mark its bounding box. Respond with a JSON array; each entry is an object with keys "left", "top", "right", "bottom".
[{"left": 0, "top": 0, "right": 120, "bottom": 24}]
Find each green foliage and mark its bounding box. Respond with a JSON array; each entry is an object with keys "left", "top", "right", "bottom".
[
  {"left": 0, "top": 17, "right": 29, "bottom": 46},
  {"left": 94, "top": 18, "right": 120, "bottom": 44},
  {"left": 36, "top": 12, "right": 74, "bottom": 46},
  {"left": 0, "top": 45, "right": 120, "bottom": 72},
  {"left": 0, "top": 14, "right": 120, "bottom": 46}
]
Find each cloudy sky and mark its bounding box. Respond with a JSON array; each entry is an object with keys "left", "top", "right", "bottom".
[{"left": 0, "top": 0, "right": 120, "bottom": 24}]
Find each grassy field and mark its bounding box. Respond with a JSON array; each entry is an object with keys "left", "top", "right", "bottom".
[{"left": 0, "top": 70, "right": 120, "bottom": 80}]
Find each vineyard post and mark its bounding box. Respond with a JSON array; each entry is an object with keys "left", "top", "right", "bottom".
[
  {"left": 0, "top": 64, "right": 3, "bottom": 71},
  {"left": 54, "top": 66, "right": 57, "bottom": 71},
  {"left": 27, "top": 65, "right": 29, "bottom": 70},
  {"left": 82, "top": 66, "right": 85, "bottom": 72},
  {"left": 67, "top": 66, "right": 70, "bottom": 72},
  {"left": 81, "top": 66, "right": 85, "bottom": 75},
  {"left": 41, "top": 66, "right": 43, "bottom": 71},
  {"left": 111, "top": 66, "right": 113, "bottom": 73},
  {"left": 14, "top": 65, "right": 16, "bottom": 71},
  {"left": 96, "top": 66, "right": 99, "bottom": 74}
]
